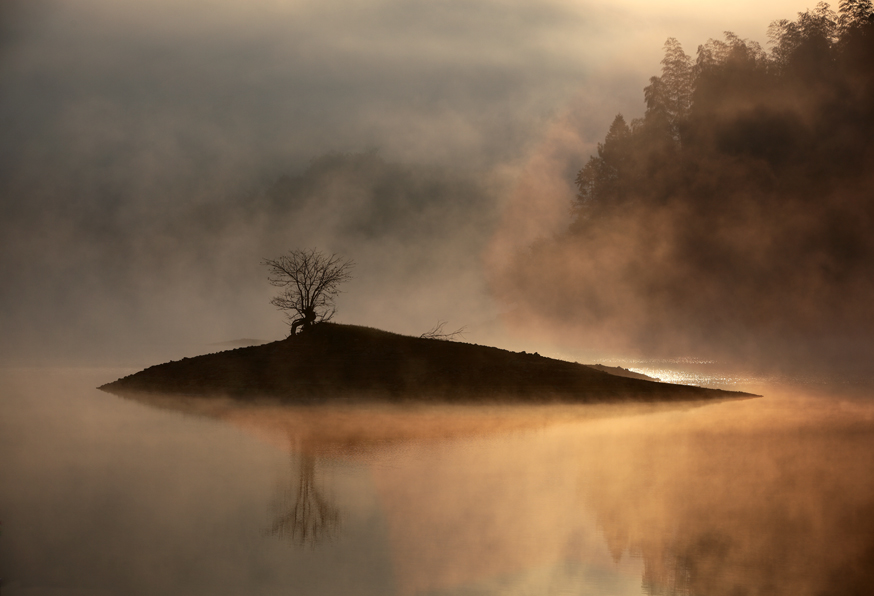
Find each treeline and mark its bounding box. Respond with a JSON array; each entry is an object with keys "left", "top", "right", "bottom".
[
  {"left": 574, "top": 0, "right": 874, "bottom": 217},
  {"left": 501, "top": 1, "right": 874, "bottom": 364}
]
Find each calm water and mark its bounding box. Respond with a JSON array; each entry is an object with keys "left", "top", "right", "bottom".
[{"left": 2, "top": 366, "right": 874, "bottom": 595}]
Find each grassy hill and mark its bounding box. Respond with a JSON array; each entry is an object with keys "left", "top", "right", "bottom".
[{"left": 100, "top": 323, "right": 752, "bottom": 403}]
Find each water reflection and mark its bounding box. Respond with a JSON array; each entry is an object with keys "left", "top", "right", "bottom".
[
  {"left": 578, "top": 394, "right": 874, "bottom": 596},
  {"left": 5, "top": 368, "right": 874, "bottom": 595},
  {"left": 269, "top": 454, "right": 340, "bottom": 547},
  {"left": 212, "top": 390, "right": 874, "bottom": 596}
]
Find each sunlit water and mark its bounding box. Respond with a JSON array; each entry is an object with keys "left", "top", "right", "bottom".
[{"left": 2, "top": 366, "right": 874, "bottom": 595}]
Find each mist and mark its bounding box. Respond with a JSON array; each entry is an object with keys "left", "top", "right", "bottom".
[
  {"left": 0, "top": 0, "right": 828, "bottom": 365},
  {"left": 490, "top": 4, "right": 874, "bottom": 369}
]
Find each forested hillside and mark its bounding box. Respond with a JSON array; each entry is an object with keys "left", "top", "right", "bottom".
[{"left": 497, "top": 1, "right": 874, "bottom": 365}]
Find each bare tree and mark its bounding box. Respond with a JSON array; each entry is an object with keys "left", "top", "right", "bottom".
[
  {"left": 263, "top": 248, "right": 354, "bottom": 335},
  {"left": 419, "top": 320, "right": 466, "bottom": 341}
]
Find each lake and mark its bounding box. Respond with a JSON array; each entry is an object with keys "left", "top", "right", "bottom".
[{"left": 2, "top": 364, "right": 873, "bottom": 595}]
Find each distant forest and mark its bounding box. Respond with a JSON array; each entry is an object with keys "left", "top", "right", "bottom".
[{"left": 499, "top": 1, "right": 874, "bottom": 363}]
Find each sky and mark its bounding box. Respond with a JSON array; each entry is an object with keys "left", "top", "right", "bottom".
[{"left": 0, "top": 0, "right": 815, "bottom": 364}]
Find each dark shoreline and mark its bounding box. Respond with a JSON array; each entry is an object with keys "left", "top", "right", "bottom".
[{"left": 99, "top": 323, "right": 757, "bottom": 404}]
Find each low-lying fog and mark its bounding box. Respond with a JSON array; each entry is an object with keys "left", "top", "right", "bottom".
[
  {"left": 3, "top": 1, "right": 873, "bottom": 594},
  {"left": 2, "top": 368, "right": 873, "bottom": 595}
]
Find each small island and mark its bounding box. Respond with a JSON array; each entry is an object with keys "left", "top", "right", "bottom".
[
  {"left": 101, "top": 249, "right": 754, "bottom": 404},
  {"left": 100, "top": 322, "right": 752, "bottom": 403}
]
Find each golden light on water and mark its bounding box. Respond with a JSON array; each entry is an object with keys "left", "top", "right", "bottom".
[
  {"left": 3, "top": 0, "right": 874, "bottom": 593},
  {"left": 5, "top": 364, "right": 874, "bottom": 594},
  {"left": 193, "top": 376, "right": 874, "bottom": 596}
]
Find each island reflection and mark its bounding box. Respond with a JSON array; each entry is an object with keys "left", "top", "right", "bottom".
[{"left": 124, "top": 388, "right": 874, "bottom": 596}]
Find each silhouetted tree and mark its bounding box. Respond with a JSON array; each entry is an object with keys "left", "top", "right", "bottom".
[
  {"left": 838, "top": 0, "right": 874, "bottom": 33},
  {"left": 263, "top": 248, "right": 354, "bottom": 335},
  {"left": 574, "top": 114, "right": 632, "bottom": 214},
  {"left": 644, "top": 37, "right": 693, "bottom": 139}
]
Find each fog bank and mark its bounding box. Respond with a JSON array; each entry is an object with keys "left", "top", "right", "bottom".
[{"left": 0, "top": 0, "right": 815, "bottom": 364}]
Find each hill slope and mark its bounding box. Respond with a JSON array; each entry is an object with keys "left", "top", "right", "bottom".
[{"left": 100, "top": 323, "right": 751, "bottom": 403}]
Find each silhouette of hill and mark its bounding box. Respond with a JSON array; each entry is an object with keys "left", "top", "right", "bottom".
[
  {"left": 99, "top": 323, "right": 751, "bottom": 403},
  {"left": 586, "top": 364, "right": 659, "bottom": 381},
  {"left": 209, "top": 338, "right": 270, "bottom": 347}
]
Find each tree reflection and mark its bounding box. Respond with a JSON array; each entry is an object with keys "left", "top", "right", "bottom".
[
  {"left": 585, "top": 424, "right": 874, "bottom": 596},
  {"left": 640, "top": 533, "right": 732, "bottom": 596},
  {"left": 270, "top": 454, "right": 340, "bottom": 547}
]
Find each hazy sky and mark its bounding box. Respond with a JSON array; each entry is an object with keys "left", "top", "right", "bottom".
[{"left": 0, "top": 0, "right": 815, "bottom": 363}]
